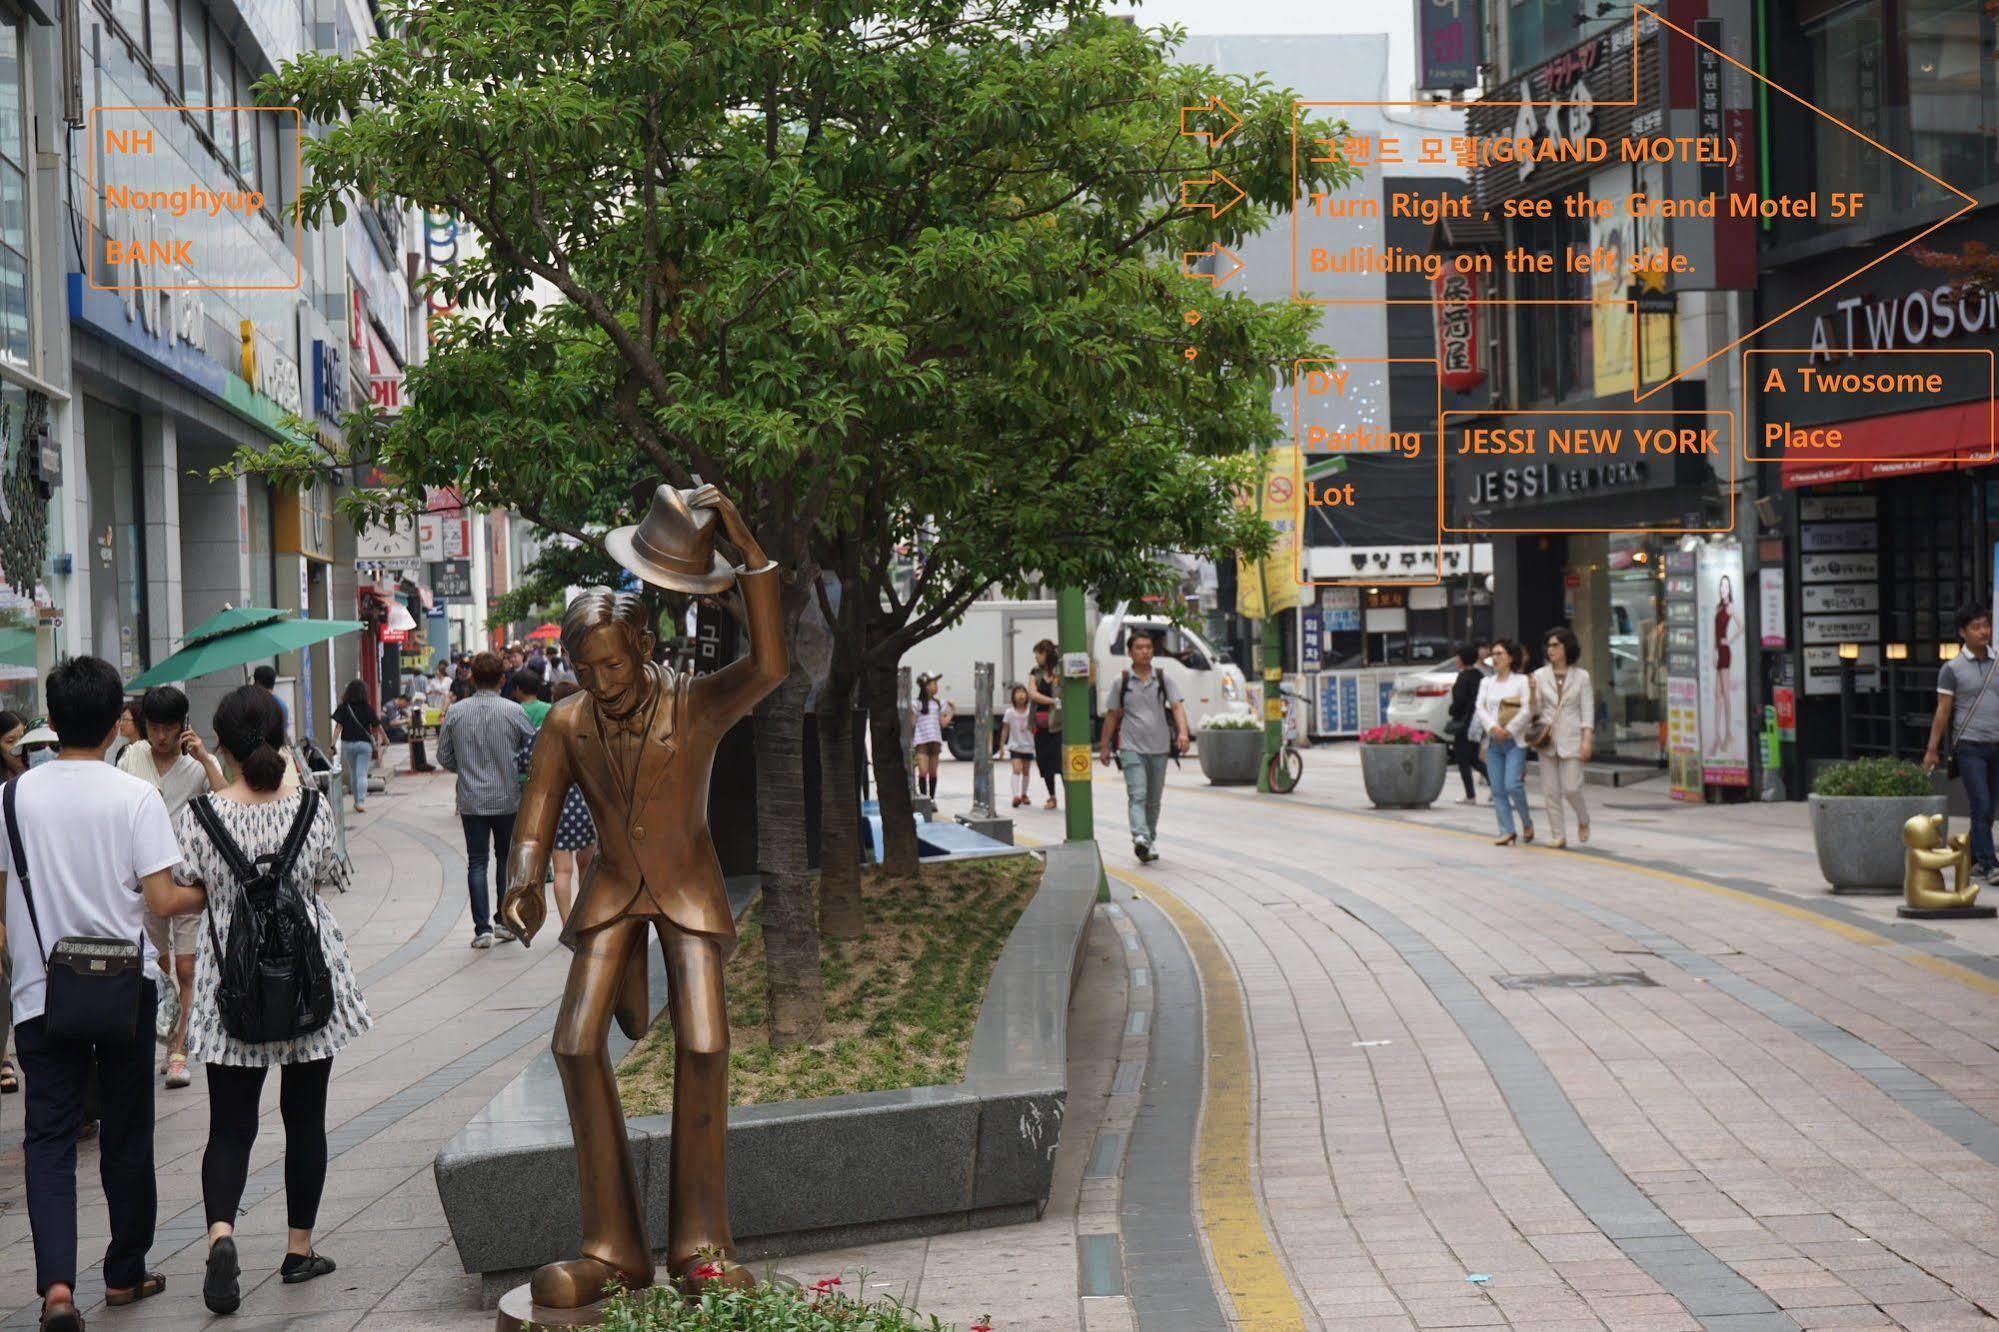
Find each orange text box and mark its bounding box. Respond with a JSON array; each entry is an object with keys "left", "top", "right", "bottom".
[
  {"left": 1293, "top": 357, "right": 1444, "bottom": 584},
  {"left": 1443, "top": 408, "right": 1734, "bottom": 534},
  {"left": 86, "top": 106, "right": 302, "bottom": 292},
  {"left": 1742, "top": 348, "right": 1994, "bottom": 465}
]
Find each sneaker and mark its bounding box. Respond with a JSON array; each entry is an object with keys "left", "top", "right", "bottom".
[
  {"left": 1985, "top": 865, "right": 1999, "bottom": 885},
  {"left": 1138, "top": 843, "right": 1159, "bottom": 864},
  {"left": 164, "top": 1053, "right": 191, "bottom": 1089},
  {"left": 1133, "top": 840, "right": 1149, "bottom": 861},
  {"left": 471, "top": 932, "right": 495, "bottom": 950},
  {"left": 491, "top": 925, "right": 518, "bottom": 944}
]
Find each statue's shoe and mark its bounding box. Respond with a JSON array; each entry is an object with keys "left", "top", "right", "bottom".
[
  {"left": 674, "top": 1254, "right": 756, "bottom": 1294},
  {"left": 530, "top": 1256, "right": 652, "bottom": 1309}
]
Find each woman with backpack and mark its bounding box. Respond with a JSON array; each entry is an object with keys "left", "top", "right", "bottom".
[{"left": 170, "top": 686, "right": 372, "bottom": 1315}]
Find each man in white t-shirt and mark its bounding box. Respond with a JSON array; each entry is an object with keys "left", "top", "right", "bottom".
[
  {"left": 0, "top": 656, "right": 206, "bottom": 1325},
  {"left": 117, "top": 685, "right": 225, "bottom": 1089}
]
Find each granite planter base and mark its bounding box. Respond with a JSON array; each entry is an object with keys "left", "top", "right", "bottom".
[
  {"left": 1809, "top": 792, "right": 1947, "bottom": 892},
  {"left": 1197, "top": 728, "right": 1262, "bottom": 784},
  {"left": 435, "top": 844, "right": 1102, "bottom": 1295},
  {"left": 1360, "top": 742, "right": 1449, "bottom": 809}
]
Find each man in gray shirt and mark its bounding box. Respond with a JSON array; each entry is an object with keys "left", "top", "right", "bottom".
[
  {"left": 438, "top": 651, "right": 537, "bottom": 947},
  {"left": 1925, "top": 605, "right": 1999, "bottom": 880},
  {"left": 1098, "top": 628, "right": 1191, "bottom": 863}
]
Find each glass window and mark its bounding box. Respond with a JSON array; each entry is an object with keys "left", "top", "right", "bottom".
[
  {"left": 105, "top": 0, "right": 144, "bottom": 43},
  {"left": 0, "top": 20, "right": 27, "bottom": 372},
  {"left": 234, "top": 61, "right": 255, "bottom": 179},
  {"left": 181, "top": 2, "right": 207, "bottom": 134},
  {"left": 147, "top": 0, "right": 178, "bottom": 97},
  {"left": 211, "top": 22, "right": 235, "bottom": 166},
  {"left": 259, "top": 110, "right": 281, "bottom": 204}
]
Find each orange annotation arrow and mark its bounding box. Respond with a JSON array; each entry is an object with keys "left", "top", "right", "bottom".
[
  {"left": 1180, "top": 95, "right": 1243, "bottom": 148},
  {"left": 1182, "top": 244, "right": 1246, "bottom": 286},
  {"left": 1180, "top": 170, "right": 1247, "bottom": 219}
]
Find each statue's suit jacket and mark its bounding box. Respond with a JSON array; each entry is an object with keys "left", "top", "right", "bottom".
[{"left": 516, "top": 563, "right": 787, "bottom": 954}]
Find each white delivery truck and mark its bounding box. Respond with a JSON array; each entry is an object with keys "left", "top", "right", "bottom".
[{"left": 898, "top": 599, "right": 1248, "bottom": 759}]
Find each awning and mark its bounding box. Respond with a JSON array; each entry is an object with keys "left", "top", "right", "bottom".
[{"left": 1781, "top": 398, "right": 1996, "bottom": 488}]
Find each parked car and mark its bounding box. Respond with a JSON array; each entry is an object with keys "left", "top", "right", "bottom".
[{"left": 1384, "top": 665, "right": 1458, "bottom": 738}]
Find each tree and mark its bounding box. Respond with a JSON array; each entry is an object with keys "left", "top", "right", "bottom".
[{"left": 242, "top": 0, "right": 1344, "bottom": 1038}]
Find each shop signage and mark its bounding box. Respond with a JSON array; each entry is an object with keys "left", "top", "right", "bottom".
[
  {"left": 1800, "top": 552, "right": 1878, "bottom": 583},
  {"left": 418, "top": 509, "right": 471, "bottom": 562},
  {"left": 1414, "top": 0, "right": 1481, "bottom": 92},
  {"left": 1805, "top": 644, "right": 1879, "bottom": 695},
  {"left": 1799, "top": 494, "right": 1875, "bottom": 522},
  {"left": 1801, "top": 583, "right": 1878, "bottom": 614},
  {"left": 1466, "top": 458, "right": 1652, "bottom": 509},
  {"left": 1799, "top": 521, "right": 1876, "bottom": 553},
  {"left": 1802, "top": 613, "right": 1880, "bottom": 645},
  {"left": 1431, "top": 269, "right": 1484, "bottom": 393},
  {"left": 1300, "top": 608, "right": 1323, "bottom": 668},
  {"left": 1758, "top": 567, "right": 1786, "bottom": 648},
  {"left": 1469, "top": 17, "right": 1658, "bottom": 210},
  {"left": 68, "top": 274, "right": 227, "bottom": 400},
  {"left": 239, "top": 320, "right": 304, "bottom": 417},
  {"left": 311, "top": 340, "right": 346, "bottom": 424},
  {"left": 430, "top": 559, "right": 472, "bottom": 599},
  {"left": 1664, "top": 548, "right": 1701, "bottom": 801},
  {"left": 1306, "top": 543, "right": 1492, "bottom": 579}
]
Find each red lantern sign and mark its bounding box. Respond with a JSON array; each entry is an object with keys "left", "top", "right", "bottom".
[{"left": 1431, "top": 267, "right": 1485, "bottom": 393}]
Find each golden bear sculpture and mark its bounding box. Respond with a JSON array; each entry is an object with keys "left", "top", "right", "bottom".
[{"left": 1902, "top": 813, "right": 1981, "bottom": 911}]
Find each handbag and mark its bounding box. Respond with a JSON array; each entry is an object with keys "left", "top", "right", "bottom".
[
  {"left": 1946, "top": 655, "right": 1997, "bottom": 780},
  {"left": 3, "top": 778, "right": 150, "bottom": 1044},
  {"left": 1525, "top": 673, "right": 1560, "bottom": 752}
]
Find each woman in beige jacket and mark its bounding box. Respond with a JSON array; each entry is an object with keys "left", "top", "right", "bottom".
[{"left": 1530, "top": 626, "right": 1594, "bottom": 849}]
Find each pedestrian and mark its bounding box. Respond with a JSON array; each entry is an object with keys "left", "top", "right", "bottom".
[
  {"left": 1027, "top": 640, "right": 1062, "bottom": 810},
  {"left": 437, "top": 651, "right": 536, "bottom": 947},
  {"left": 1530, "top": 625, "right": 1594, "bottom": 849},
  {"left": 1924, "top": 605, "right": 1999, "bottom": 881},
  {"left": 170, "top": 686, "right": 371, "bottom": 1315},
  {"left": 251, "top": 665, "right": 291, "bottom": 738},
  {"left": 0, "top": 709, "right": 25, "bottom": 1098},
  {"left": 510, "top": 669, "right": 552, "bottom": 728},
  {"left": 1475, "top": 639, "right": 1536, "bottom": 847},
  {"left": 514, "top": 681, "right": 595, "bottom": 929},
  {"left": 16, "top": 723, "right": 58, "bottom": 768},
  {"left": 1, "top": 656, "right": 201, "bottom": 1330},
  {"left": 450, "top": 662, "right": 475, "bottom": 705},
  {"left": 1446, "top": 643, "right": 1487, "bottom": 804},
  {"left": 105, "top": 698, "right": 142, "bottom": 767},
  {"left": 999, "top": 684, "right": 1037, "bottom": 808},
  {"left": 545, "top": 646, "right": 575, "bottom": 686},
  {"left": 427, "top": 663, "right": 452, "bottom": 713},
  {"left": 380, "top": 695, "right": 410, "bottom": 744},
  {"left": 332, "top": 680, "right": 385, "bottom": 815},
  {"left": 1097, "top": 628, "right": 1191, "bottom": 863},
  {"left": 117, "top": 686, "right": 226, "bottom": 1089},
  {"left": 910, "top": 673, "right": 952, "bottom": 800}
]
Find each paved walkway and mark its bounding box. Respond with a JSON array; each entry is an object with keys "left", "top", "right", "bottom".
[{"left": 5, "top": 744, "right": 1999, "bottom": 1331}]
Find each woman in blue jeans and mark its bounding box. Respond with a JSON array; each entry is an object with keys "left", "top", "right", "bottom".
[
  {"left": 332, "top": 680, "right": 384, "bottom": 814},
  {"left": 1473, "top": 640, "right": 1536, "bottom": 846}
]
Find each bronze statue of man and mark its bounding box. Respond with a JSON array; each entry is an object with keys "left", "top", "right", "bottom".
[{"left": 500, "top": 483, "right": 786, "bottom": 1309}]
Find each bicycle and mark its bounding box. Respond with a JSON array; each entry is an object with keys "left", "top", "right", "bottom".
[{"left": 1265, "top": 682, "right": 1304, "bottom": 794}]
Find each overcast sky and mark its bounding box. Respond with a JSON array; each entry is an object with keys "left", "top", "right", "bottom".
[{"left": 1113, "top": 0, "right": 1420, "bottom": 100}]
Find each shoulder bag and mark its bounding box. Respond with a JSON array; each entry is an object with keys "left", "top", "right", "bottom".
[
  {"left": 1946, "top": 656, "right": 1998, "bottom": 780},
  {"left": 1525, "top": 672, "right": 1561, "bottom": 752},
  {"left": 3, "top": 777, "right": 150, "bottom": 1044}
]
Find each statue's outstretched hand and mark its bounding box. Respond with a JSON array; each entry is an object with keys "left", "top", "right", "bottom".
[{"left": 501, "top": 882, "right": 546, "bottom": 947}]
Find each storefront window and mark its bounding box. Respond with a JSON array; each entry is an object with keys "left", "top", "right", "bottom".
[{"left": 1511, "top": 209, "right": 1594, "bottom": 405}]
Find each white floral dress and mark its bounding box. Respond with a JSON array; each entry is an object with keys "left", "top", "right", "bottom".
[{"left": 172, "top": 793, "right": 373, "bottom": 1067}]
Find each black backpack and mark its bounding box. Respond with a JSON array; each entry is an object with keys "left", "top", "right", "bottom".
[{"left": 190, "top": 789, "right": 335, "bottom": 1045}]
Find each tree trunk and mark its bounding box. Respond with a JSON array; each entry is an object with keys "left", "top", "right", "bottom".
[
  {"left": 752, "top": 660, "right": 826, "bottom": 1047},
  {"left": 815, "top": 667, "right": 864, "bottom": 939},
  {"left": 864, "top": 654, "right": 922, "bottom": 877}
]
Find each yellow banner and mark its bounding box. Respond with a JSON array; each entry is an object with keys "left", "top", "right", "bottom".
[{"left": 1237, "top": 446, "right": 1304, "bottom": 620}]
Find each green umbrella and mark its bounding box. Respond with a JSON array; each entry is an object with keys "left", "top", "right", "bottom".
[{"left": 129, "top": 615, "right": 365, "bottom": 688}]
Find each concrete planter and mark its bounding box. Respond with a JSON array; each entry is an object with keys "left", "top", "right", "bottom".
[
  {"left": 1198, "top": 728, "right": 1262, "bottom": 784},
  {"left": 435, "top": 845, "right": 1102, "bottom": 1296},
  {"left": 1808, "top": 792, "right": 1945, "bottom": 893},
  {"left": 1360, "top": 742, "right": 1449, "bottom": 809}
]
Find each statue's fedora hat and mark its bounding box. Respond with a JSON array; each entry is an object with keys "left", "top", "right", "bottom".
[{"left": 606, "top": 485, "right": 736, "bottom": 594}]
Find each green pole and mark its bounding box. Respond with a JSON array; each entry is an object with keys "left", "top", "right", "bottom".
[{"left": 1058, "top": 586, "right": 1095, "bottom": 847}]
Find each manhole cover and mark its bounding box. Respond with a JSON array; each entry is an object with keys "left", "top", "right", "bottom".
[{"left": 1495, "top": 971, "right": 1658, "bottom": 990}]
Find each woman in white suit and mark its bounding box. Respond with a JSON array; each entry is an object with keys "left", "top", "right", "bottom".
[{"left": 1530, "top": 625, "right": 1595, "bottom": 849}]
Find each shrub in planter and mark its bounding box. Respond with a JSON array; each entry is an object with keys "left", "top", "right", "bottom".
[
  {"left": 1198, "top": 710, "right": 1262, "bottom": 785},
  {"left": 1357, "top": 724, "right": 1448, "bottom": 809},
  {"left": 1808, "top": 758, "right": 1944, "bottom": 893},
  {"left": 592, "top": 1269, "right": 974, "bottom": 1330}
]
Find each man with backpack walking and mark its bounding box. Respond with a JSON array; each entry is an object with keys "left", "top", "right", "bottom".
[
  {"left": 1098, "top": 628, "right": 1191, "bottom": 863},
  {"left": 0, "top": 656, "right": 205, "bottom": 1330}
]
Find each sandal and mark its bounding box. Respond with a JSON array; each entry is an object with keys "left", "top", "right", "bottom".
[
  {"left": 104, "top": 1273, "right": 165, "bottom": 1306},
  {"left": 1, "top": 1059, "right": 17, "bottom": 1093},
  {"left": 1044, "top": 797, "right": 1057, "bottom": 809},
  {"left": 38, "top": 1297, "right": 80, "bottom": 1332}
]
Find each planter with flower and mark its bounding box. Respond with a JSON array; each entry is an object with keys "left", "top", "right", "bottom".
[
  {"left": 1358, "top": 723, "right": 1448, "bottom": 809},
  {"left": 1808, "top": 757, "right": 1945, "bottom": 893},
  {"left": 1197, "top": 709, "right": 1263, "bottom": 785}
]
